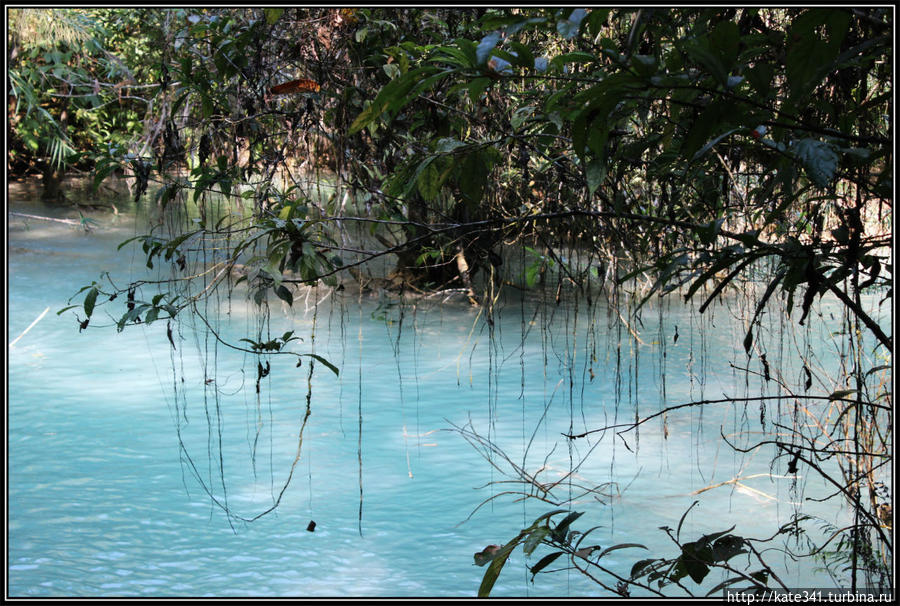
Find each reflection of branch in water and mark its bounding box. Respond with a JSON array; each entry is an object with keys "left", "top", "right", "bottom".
[
  {"left": 565, "top": 395, "right": 890, "bottom": 441},
  {"left": 691, "top": 473, "right": 801, "bottom": 504},
  {"left": 448, "top": 419, "right": 620, "bottom": 525}
]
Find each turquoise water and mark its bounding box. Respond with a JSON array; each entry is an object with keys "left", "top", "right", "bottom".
[{"left": 8, "top": 189, "right": 871, "bottom": 597}]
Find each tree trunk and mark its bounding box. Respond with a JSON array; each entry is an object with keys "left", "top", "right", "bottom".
[{"left": 40, "top": 163, "right": 66, "bottom": 202}]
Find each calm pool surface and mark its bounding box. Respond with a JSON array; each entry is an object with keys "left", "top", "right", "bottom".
[{"left": 8, "top": 191, "right": 858, "bottom": 597}]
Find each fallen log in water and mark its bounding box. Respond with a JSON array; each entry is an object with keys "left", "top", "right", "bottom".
[{"left": 9, "top": 212, "right": 92, "bottom": 231}]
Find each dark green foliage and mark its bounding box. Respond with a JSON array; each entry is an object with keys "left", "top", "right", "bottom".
[{"left": 475, "top": 510, "right": 647, "bottom": 597}]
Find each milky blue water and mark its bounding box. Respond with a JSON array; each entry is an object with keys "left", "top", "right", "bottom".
[{"left": 8, "top": 186, "right": 876, "bottom": 597}]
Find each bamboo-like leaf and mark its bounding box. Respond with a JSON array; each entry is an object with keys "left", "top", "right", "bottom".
[
  {"left": 522, "top": 526, "right": 550, "bottom": 556},
  {"left": 477, "top": 539, "right": 519, "bottom": 597},
  {"left": 706, "top": 575, "right": 752, "bottom": 597},
  {"left": 529, "top": 551, "right": 563, "bottom": 579},
  {"left": 828, "top": 389, "right": 857, "bottom": 401},
  {"left": 676, "top": 501, "right": 698, "bottom": 541},
  {"left": 348, "top": 67, "right": 436, "bottom": 134},
  {"left": 83, "top": 287, "right": 98, "bottom": 318},
  {"left": 698, "top": 255, "right": 759, "bottom": 314},
  {"left": 531, "top": 509, "right": 570, "bottom": 525},
  {"left": 693, "top": 128, "right": 740, "bottom": 161},
  {"left": 551, "top": 511, "right": 584, "bottom": 543},
  {"left": 597, "top": 542, "right": 647, "bottom": 559},
  {"left": 630, "top": 557, "right": 663, "bottom": 579},
  {"left": 556, "top": 9, "right": 587, "bottom": 39},
  {"left": 302, "top": 353, "right": 340, "bottom": 377}
]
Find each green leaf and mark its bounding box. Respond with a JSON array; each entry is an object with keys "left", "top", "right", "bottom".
[
  {"left": 708, "top": 20, "right": 739, "bottom": 74},
  {"left": 417, "top": 160, "right": 444, "bottom": 201},
  {"left": 828, "top": 389, "right": 857, "bottom": 401},
  {"left": 525, "top": 262, "right": 541, "bottom": 288},
  {"left": 453, "top": 38, "right": 478, "bottom": 66},
  {"left": 83, "top": 287, "right": 99, "bottom": 318},
  {"left": 507, "top": 41, "right": 534, "bottom": 69},
  {"left": 92, "top": 160, "right": 118, "bottom": 192},
  {"left": 711, "top": 535, "right": 747, "bottom": 563},
  {"left": 587, "top": 9, "right": 610, "bottom": 37},
  {"left": 145, "top": 307, "right": 160, "bottom": 324},
  {"left": 692, "top": 128, "right": 740, "bottom": 161},
  {"left": 550, "top": 51, "right": 596, "bottom": 70},
  {"left": 631, "top": 54, "right": 658, "bottom": 77},
  {"left": 676, "top": 501, "right": 699, "bottom": 541},
  {"left": 477, "top": 539, "right": 517, "bottom": 598},
  {"left": 786, "top": 9, "right": 849, "bottom": 100},
  {"left": 275, "top": 284, "right": 294, "bottom": 306},
  {"left": 585, "top": 158, "right": 606, "bottom": 195},
  {"left": 522, "top": 526, "right": 550, "bottom": 556},
  {"left": 680, "top": 542, "right": 713, "bottom": 584},
  {"left": 556, "top": 9, "right": 587, "bottom": 39},
  {"left": 528, "top": 510, "right": 570, "bottom": 525},
  {"left": 264, "top": 8, "right": 283, "bottom": 25},
  {"left": 303, "top": 353, "right": 340, "bottom": 377},
  {"left": 551, "top": 511, "right": 584, "bottom": 543},
  {"left": 792, "top": 139, "right": 839, "bottom": 187},
  {"left": 685, "top": 40, "right": 728, "bottom": 86},
  {"left": 680, "top": 99, "right": 730, "bottom": 160},
  {"left": 746, "top": 63, "right": 774, "bottom": 98},
  {"left": 529, "top": 552, "right": 564, "bottom": 579},
  {"left": 348, "top": 67, "right": 438, "bottom": 134},
  {"left": 457, "top": 149, "right": 496, "bottom": 206},
  {"left": 467, "top": 76, "right": 492, "bottom": 102},
  {"left": 476, "top": 32, "right": 501, "bottom": 66},
  {"left": 630, "top": 558, "right": 662, "bottom": 579},
  {"left": 597, "top": 542, "right": 647, "bottom": 559}
]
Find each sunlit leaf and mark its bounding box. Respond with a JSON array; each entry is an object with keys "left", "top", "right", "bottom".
[
  {"left": 792, "top": 138, "right": 839, "bottom": 187},
  {"left": 476, "top": 31, "right": 501, "bottom": 66},
  {"left": 264, "top": 8, "right": 283, "bottom": 25},
  {"left": 523, "top": 526, "right": 550, "bottom": 556},
  {"left": 557, "top": 8, "right": 587, "bottom": 39}
]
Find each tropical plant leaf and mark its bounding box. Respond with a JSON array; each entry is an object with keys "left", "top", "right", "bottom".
[
  {"left": 83, "top": 287, "right": 99, "bottom": 318},
  {"left": 476, "top": 31, "right": 501, "bottom": 66},
  {"left": 792, "top": 138, "right": 839, "bottom": 187},
  {"left": 529, "top": 551, "right": 564, "bottom": 579},
  {"left": 477, "top": 539, "right": 518, "bottom": 597}
]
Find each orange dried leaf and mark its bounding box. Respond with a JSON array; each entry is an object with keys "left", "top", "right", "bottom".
[{"left": 269, "top": 78, "right": 321, "bottom": 95}]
